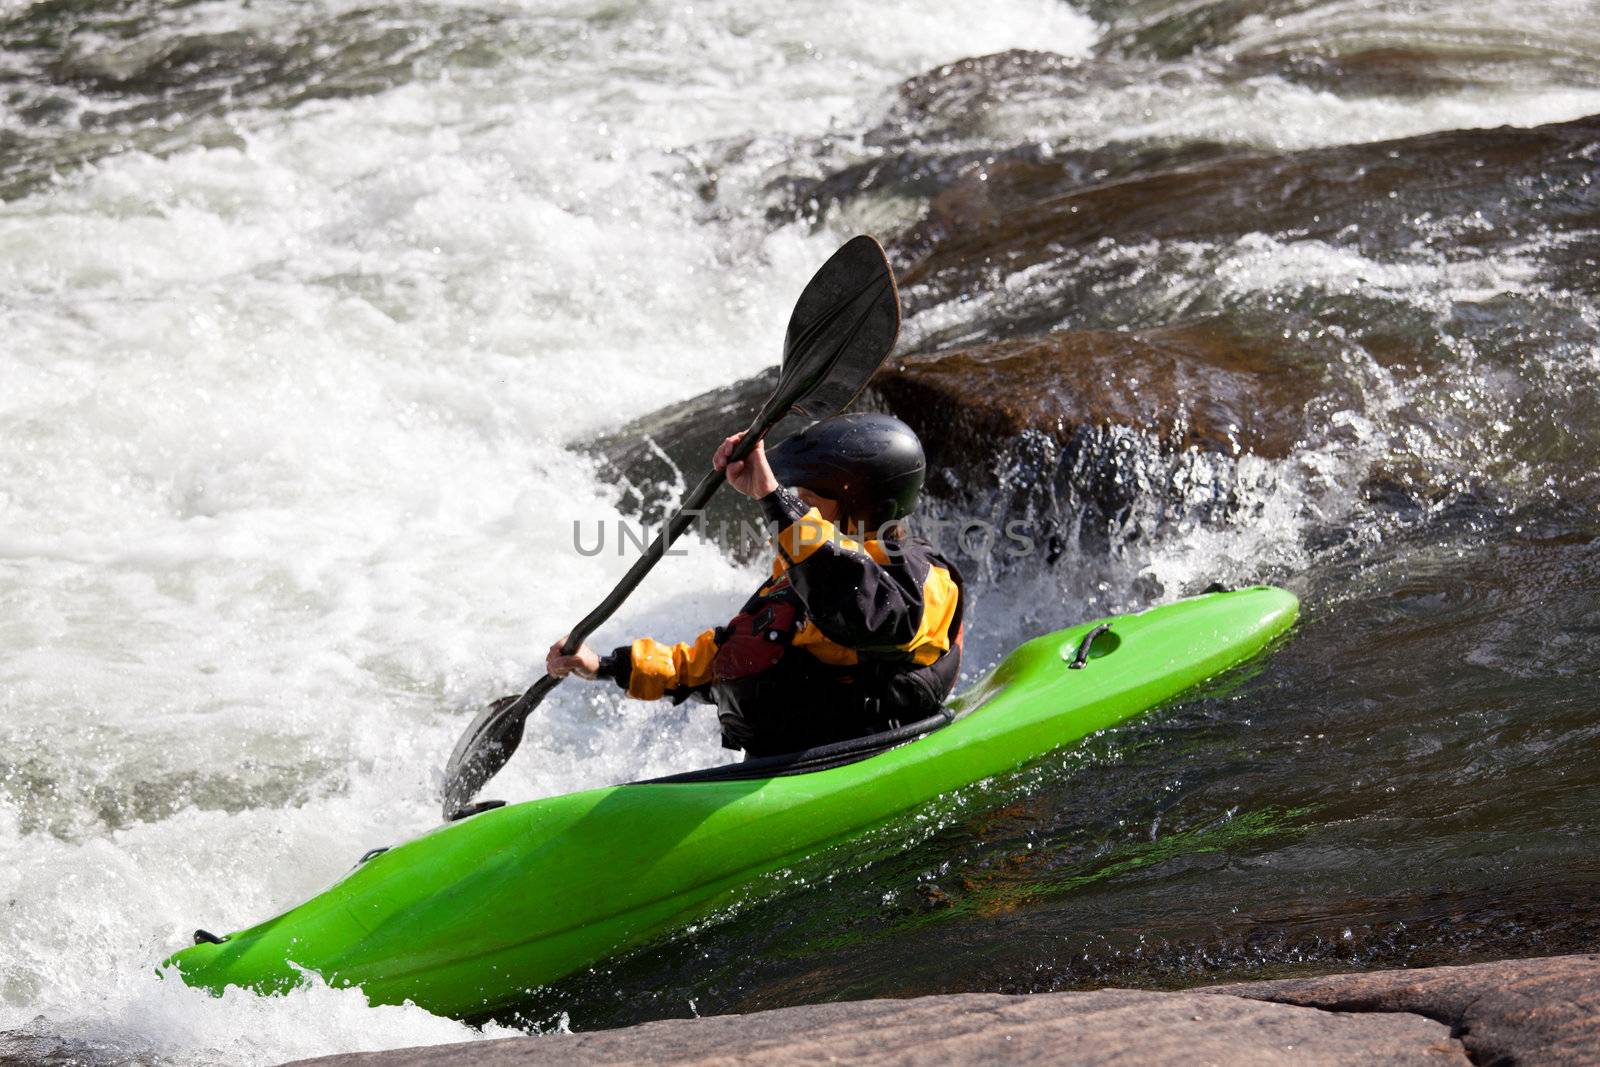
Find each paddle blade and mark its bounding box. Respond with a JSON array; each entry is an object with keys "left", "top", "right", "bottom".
[
  {"left": 779, "top": 234, "right": 901, "bottom": 420},
  {"left": 440, "top": 684, "right": 542, "bottom": 819}
]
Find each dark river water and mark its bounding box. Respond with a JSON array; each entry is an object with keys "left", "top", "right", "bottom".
[{"left": 1, "top": 0, "right": 1596, "bottom": 1061}]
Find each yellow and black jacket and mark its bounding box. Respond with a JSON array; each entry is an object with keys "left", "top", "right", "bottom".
[{"left": 597, "top": 487, "right": 964, "bottom": 757}]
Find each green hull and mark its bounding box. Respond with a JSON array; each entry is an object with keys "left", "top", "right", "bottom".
[{"left": 166, "top": 586, "right": 1298, "bottom": 1017}]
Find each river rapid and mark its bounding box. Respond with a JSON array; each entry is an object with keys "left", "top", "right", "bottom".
[{"left": 2, "top": 0, "right": 1597, "bottom": 1062}]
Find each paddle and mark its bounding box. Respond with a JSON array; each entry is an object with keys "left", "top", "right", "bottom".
[{"left": 441, "top": 235, "right": 902, "bottom": 820}]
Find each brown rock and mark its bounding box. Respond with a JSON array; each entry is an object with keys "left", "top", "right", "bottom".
[
  {"left": 873, "top": 320, "right": 1325, "bottom": 463},
  {"left": 586, "top": 318, "right": 1329, "bottom": 562},
  {"left": 896, "top": 113, "right": 1600, "bottom": 307},
  {"left": 284, "top": 987, "right": 1466, "bottom": 1067},
  {"left": 1210, "top": 952, "right": 1600, "bottom": 1066}
]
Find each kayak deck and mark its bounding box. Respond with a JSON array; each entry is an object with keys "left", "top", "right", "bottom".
[{"left": 165, "top": 586, "right": 1298, "bottom": 1018}]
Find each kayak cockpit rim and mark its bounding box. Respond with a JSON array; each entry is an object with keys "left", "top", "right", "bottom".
[{"left": 630, "top": 709, "right": 956, "bottom": 785}]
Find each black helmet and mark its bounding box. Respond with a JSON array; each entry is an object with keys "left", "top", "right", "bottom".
[{"left": 767, "top": 413, "right": 925, "bottom": 529}]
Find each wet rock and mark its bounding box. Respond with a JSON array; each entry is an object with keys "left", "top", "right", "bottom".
[
  {"left": 778, "top": 61, "right": 1600, "bottom": 301},
  {"left": 288, "top": 986, "right": 1467, "bottom": 1066},
  {"left": 874, "top": 321, "right": 1324, "bottom": 464},
  {"left": 1083, "top": 0, "right": 1271, "bottom": 60},
  {"left": 768, "top": 50, "right": 1250, "bottom": 239},
  {"left": 1246, "top": 46, "right": 1543, "bottom": 98},
  {"left": 894, "top": 112, "right": 1600, "bottom": 332},
  {"left": 778, "top": 61, "right": 1600, "bottom": 345},
  {"left": 874, "top": 318, "right": 1348, "bottom": 569},
  {"left": 763, "top": 76, "right": 1600, "bottom": 520},
  {"left": 586, "top": 318, "right": 1333, "bottom": 565}
]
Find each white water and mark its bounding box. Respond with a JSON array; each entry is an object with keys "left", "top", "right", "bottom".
[
  {"left": 1, "top": 0, "right": 1594, "bottom": 1062},
  {"left": 0, "top": 1, "right": 1102, "bottom": 1062}
]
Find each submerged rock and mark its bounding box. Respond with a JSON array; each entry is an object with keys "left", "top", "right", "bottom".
[
  {"left": 771, "top": 61, "right": 1600, "bottom": 350},
  {"left": 875, "top": 320, "right": 1324, "bottom": 464},
  {"left": 282, "top": 953, "right": 1600, "bottom": 1066},
  {"left": 763, "top": 104, "right": 1600, "bottom": 532},
  {"left": 891, "top": 112, "right": 1600, "bottom": 342}
]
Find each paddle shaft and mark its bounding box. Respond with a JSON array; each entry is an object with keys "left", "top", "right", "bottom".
[
  {"left": 442, "top": 235, "right": 899, "bottom": 818},
  {"left": 560, "top": 463, "right": 730, "bottom": 656},
  {"left": 518, "top": 407, "right": 776, "bottom": 718}
]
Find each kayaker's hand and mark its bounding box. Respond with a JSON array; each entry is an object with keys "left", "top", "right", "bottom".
[
  {"left": 546, "top": 638, "right": 601, "bottom": 680},
  {"left": 715, "top": 432, "right": 779, "bottom": 499}
]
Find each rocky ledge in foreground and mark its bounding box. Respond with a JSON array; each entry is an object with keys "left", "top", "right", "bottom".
[{"left": 288, "top": 953, "right": 1598, "bottom": 1066}]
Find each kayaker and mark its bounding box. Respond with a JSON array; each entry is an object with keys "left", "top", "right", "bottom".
[{"left": 545, "top": 413, "right": 964, "bottom": 757}]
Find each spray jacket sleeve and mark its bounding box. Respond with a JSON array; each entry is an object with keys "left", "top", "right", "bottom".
[{"left": 761, "top": 488, "right": 960, "bottom": 667}]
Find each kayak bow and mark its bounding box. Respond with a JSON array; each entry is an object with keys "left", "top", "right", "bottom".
[{"left": 165, "top": 586, "right": 1297, "bottom": 1018}]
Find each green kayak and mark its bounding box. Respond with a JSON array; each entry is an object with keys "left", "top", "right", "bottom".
[{"left": 165, "top": 585, "right": 1297, "bottom": 1018}]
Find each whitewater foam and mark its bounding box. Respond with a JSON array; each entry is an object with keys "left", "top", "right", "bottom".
[{"left": 0, "top": 0, "right": 1099, "bottom": 1061}]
